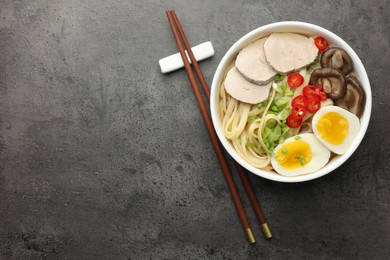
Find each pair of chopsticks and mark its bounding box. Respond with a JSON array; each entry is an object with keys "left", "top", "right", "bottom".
[{"left": 165, "top": 10, "right": 272, "bottom": 244}]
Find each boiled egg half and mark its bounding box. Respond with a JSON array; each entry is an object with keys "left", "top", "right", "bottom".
[
  {"left": 312, "top": 106, "right": 360, "bottom": 155},
  {"left": 271, "top": 133, "right": 330, "bottom": 176}
]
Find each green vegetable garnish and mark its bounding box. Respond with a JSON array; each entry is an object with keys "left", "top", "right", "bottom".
[
  {"left": 280, "top": 82, "right": 287, "bottom": 93},
  {"left": 279, "top": 107, "right": 291, "bottom": 121},
  {"left": 285, "top": 89, "right": 294, "bottom": 97},
  {"left": 282, "top": 131, "right": 291, "bottom": 140},
  {"left": 281, "top": 122, "right": 290, "bottom": 134},
  {"left": 266, "top": 119, "right": 277, "bottom": 128},
  {"left": 270, "top": 125, "right": 282, "bottom": 141},
  {"left": 263, "top": 127, "right": 271, "bottom": 138},
  {"left": 281, "top": 148, "right": 288, "bottom": 155},
  {"left": 247, "top": 141, "right": 255, "bottom": 148},
  {"left": 296, "top": 154, "right": 305, "bottom": 166},
  {"left": 257, "top": 100, "right": 269, "bottom": 109},
  {"left": 258, "top": 145, "right": 265, "bottom": 154},
  {"left": 275, "top": 96, "right": 291, "bottom": 107},
  {"left": 307, "top": 59, "right": 319, "bottom": 72},
  {"left": 273, "top": 74, "right": 285, "bottom": 82},
  {"left": 294, "top": 136, "right": 301, "bottom": 140},
  {"left": 247, "top": 117, "right": 255, "bottom": 123},
  {"left": 271, "top": 105, "right": 279, "bottom": 112},
  {"left": 309, "top": 59, "right": 318, "bottom": 66},
  {"left": 272, "top": 82, "right": 282, "bottom": 94}
]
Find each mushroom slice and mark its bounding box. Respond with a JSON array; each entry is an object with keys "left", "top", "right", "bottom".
[
  {"left": 235, "top": 37, "right": 277, "bottom": 85},
  {"left": 334, "top": 76, "right": 366, "bottom": 118},
  {"left": 224, "top": 67, "right": 271, "bottom": 104},
  {"left": 299, "top": 121, "right": 313, "bottom": 133},
  {"left": 309, "top": 68, "right": 346, "bottom": 100},
  {"left": 264, "top": 33, "right": 318, "bottom": 74},
  {"left": 321, "top": 47, "right": 353, "bottom": 75}
]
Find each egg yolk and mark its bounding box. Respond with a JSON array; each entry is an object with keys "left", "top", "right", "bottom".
[
  {"left": 316, "top": 112, "right": 349, "bottom": 145},
  {"left": 275, "top": 140, "right": 312, "bottom": 170}
]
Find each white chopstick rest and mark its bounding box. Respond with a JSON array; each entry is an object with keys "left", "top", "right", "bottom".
[{"left": 159, "top": 41, "right": 214, "bottom": 73}]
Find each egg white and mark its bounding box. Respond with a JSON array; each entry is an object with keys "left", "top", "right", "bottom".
[
  {"left": 312, "top": 106, "right": 360, "bottom": 155},
  {"left": 271, "top": 133, "right": 331, "bottom": 176}
]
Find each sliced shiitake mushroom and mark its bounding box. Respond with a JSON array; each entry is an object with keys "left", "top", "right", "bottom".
[
  {"left": 321, "top": 47, "right": 353, "bottom": 75},
  {"left": 299, "top": 121, "right": 312, "bottom": 133},
  {"left": 334, "top": 76, "right": 366, "bottom": 118},
  {"left": 309, "top": 68, "right": 346, "bottom": 100}
]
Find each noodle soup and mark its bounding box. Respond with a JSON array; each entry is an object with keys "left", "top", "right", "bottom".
[{"left": 210, "top": 22, "right": 371, "bottom": 182}]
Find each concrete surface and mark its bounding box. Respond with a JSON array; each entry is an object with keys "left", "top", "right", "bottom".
[{"left": 0, "top": 0, "right": 389, "bottom": 259}]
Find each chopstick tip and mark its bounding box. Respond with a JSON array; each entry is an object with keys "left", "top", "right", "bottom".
[
  {"left": 261, "top": 223, "right": 272, "bottom": 239},
  {"left": 245, "top": 228, "right": 256, "bottom": 244}
]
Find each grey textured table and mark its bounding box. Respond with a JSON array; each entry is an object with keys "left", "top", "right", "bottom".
[{"left": 0, "top": 0, "right": 389, "bottom": 259}]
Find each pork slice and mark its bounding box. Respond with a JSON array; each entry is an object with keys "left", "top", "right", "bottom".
[
  {"left": 235, "top": 37, "right": 277, "bottom": 85},
  {"left": 264, "top": 33, "right": 318, "bottom": 74},
  {"left": 224, "top": 67, "right": 271, "bottom": 104}
]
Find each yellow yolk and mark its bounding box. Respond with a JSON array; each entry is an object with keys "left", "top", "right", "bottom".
[
  {"left": 316, "top": 112, "right": 349, "bottom": 145},
  {"left": 275, "top": 140, "right": 312, "bottom": 170}
]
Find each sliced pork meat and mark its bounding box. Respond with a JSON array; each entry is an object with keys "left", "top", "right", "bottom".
[
  {"left": 264, "top": 33, "right": 318, "bottom": 74},
  {"left": 235, "top": 37, "right": 277, "bottom": 85},
  {"left": 224, "top": 67, "right": 271, "bottom": 104}
]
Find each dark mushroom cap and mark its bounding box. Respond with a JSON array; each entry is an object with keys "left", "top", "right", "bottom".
[
  {"left": 321, "top": 47, "right": 353, "bottom": 75},
  {"left": 309, "top": 68, "right": 347, "bottom": 99},
  {"left": 335, "top": 76, "right": 366, "bottom": 118}
]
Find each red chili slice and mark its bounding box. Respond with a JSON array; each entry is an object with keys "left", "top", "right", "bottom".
[
  {"left": 314, "top": 36, "right": 329, "bottom": 51},
  {"left": 302, "top": 85, "right": 317, "bottom": 99},
  {"left": 291, "top": 104, "right": 307, "bottom": 120},
  {"left": 315, "top": 86, "right": 328, "bottom": 101},
  {"left": 286, "top": 114, "right": 302, "bottom": 128},
  {"left": 287, "top": 73, "right": 304, "bottom": 88},
  {"left": 292, "top": 95, "right": 306, "bottom": 107},
  {"left": 305, "top": 95, "right": 321, "bottom": 113}
]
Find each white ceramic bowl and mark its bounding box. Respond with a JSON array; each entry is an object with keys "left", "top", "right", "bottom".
[{"left": 210, "top": 21, "right": 372, "bottom": 183}]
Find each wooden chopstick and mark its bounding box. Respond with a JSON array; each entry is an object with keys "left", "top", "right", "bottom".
[
  {"left": 166, "top": 10, "right": 255, "bottom": 244},
  {"left": 170, "top": 11, "right": 210, "bottom": 102},
  {"left": 166, "top": 9, "right": 272, "bottom": 242},
  {"left": 170, "top": 10, "right": 272, "bottom": 239}
]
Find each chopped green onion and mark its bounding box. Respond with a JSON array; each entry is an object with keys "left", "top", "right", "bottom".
[
  {"left": 271, "top": 105, "right": 279, "bottom": 112},
  {"left": 247, "top": 141, "right": 255, "bottom": 148},
  {"left": 282, "top": 127, "right": 290, "bottom": 134},
  {"left": 273, "top": 74, "right": 285, "bottom": 82},
  {"left": 247, "top": 117, "right": 255, "bottom": 123},
  {"left": 309, "top": 59, "right": 318, "bottom": 66},
  {"left": 286, "top": 89, "right": 294, "bottom": 97},
  {"left": 266, "top": 119, "right": 277, "bottom": 128},
  {"left": 282, "top": 131, "right": 291, "bottom": 140},
  {"left": 262, "top": 137, "right": 270, "bottom": 150},
  {"left": 272, "top": 82, "right": 282, "bottom": 93},
  {"left": 294, "top": 136, "right": 301, "bottom": 140},
  {"left": 263, "top": 127, "right": 271, "bottom": 138},
  {"left": 264, "top": 136, "right": 274, "bottom": 151},
  {"left": 296, "top": 154, "right": 305, "bottom": 166},
  {"left": 307, "top": 59, "right": 319, "bottom": 72},
  {"left": 275, "top": 96, "right": 291, "bottom": 107},
  {"left": 279, "top": 107, "right": 291, "bottom": 121},
  {"left": 270, "top": 125, "right": 281, "bottom": 141},
  {"left": 280, "top": 82, "right": 287, "bottom": 93},
  {"left": 281, "top": 148, "right": 288, "bottom": 155},
  {"left": 258, "top": 100, "right": 269, "bottom": 108},
  {"left": 258, "top": 145, "right": 265, "bottom": 154}
]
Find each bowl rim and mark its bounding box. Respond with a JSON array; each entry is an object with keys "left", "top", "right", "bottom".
[{"left": 210, "top": 21, "right": 372, "bottom": 183}]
